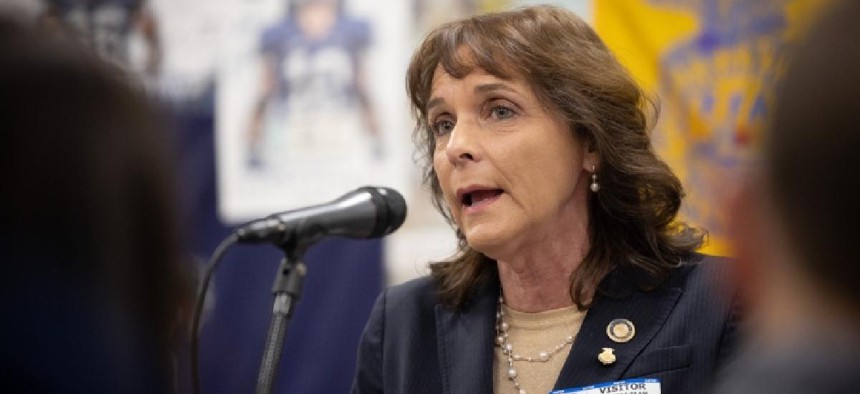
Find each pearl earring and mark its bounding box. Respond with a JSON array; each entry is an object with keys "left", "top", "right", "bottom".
[{"left": 590, "top": 165, "right": 600, "bottom": 193}]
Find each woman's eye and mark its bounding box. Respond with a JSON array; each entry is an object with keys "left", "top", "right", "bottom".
[
  {"left": 432, "top": 120, "right": 455, "bottom": 136},
  {"left": 491, "top": 106, "right": 515, "bottom": 120}
]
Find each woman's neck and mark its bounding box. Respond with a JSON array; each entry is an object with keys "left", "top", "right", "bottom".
[
  {"left": 490, "top": 187, "right": 592, "bottom": 312},
  {"left": 496, "top": 234, "right": 589, "bottom": 313}
]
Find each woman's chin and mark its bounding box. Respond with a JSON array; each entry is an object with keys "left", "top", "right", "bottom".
[{"left": 464, "top": 230, "right": 514, "bottom": 260}]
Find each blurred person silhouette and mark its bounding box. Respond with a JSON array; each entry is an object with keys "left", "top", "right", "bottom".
[
  {"left": 713, "top": 1, "right": 860, "bottom": 393},
  {"left": 245, "top": 0, "right": 382, "bottom": 170},
  {"left": 38, "top": 0, "right": 162, "bottom": 76},
  {"left": 0, "top": 16, "right": 185, "bottom": 393}
]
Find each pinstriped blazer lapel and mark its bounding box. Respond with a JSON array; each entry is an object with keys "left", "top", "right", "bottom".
[
  {"left": 435, "top": 280, "right": 499, "bottom": 394},
  {"left": 553, "top": 278, "right": 683, "bottom": 389}
]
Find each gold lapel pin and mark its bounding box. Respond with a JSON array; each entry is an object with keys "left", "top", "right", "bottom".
[
  {"left": 606, "top": 319, "right": 635, "bottom": 343},
  {"left": 598, "top": 347, "right": 616, "bottom": 365}
]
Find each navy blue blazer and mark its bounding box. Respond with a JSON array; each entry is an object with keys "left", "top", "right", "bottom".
[{"left": 352, "top": 255, "right": 740, "bottom": 394}]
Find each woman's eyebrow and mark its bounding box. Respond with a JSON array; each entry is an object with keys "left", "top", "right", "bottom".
[
  {"left": 426, "top": 96, "right": 445, "bottom": 112},
  {"left": 426, "top": 82, "right": 517, "bottom": 112},
  {"left": 474, "top": 82, "right": 517, "bottom": 96}
]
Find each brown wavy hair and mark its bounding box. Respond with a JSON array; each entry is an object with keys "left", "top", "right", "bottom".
[{"left": 406, "top": 5, "right": 705, "bottom": 309}]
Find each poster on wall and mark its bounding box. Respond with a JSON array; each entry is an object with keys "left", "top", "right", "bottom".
[
  {"left": 215, "top": 0, "right": 411, "bottom": 224},
  {"left": 33, "top": 0, "right": 224, "bottom": 109}
]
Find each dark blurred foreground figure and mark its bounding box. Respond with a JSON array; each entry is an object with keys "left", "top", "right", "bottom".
[
  {"left": 714, "top": 1, "right": 860, "bottom": 393},
  {"left": 0, "top": 17, "right": 184, "bottom": 393},
  {"left": 353, "top": 5, "right": 739, "bottom": 394}
]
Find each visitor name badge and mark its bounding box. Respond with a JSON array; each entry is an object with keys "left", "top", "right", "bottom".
[{"left": 551, "top": 378, "right": 661, "bottom": 394}]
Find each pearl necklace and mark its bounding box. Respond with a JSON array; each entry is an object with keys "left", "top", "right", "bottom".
[{"left": 495, "top": 295, "right": 576, "bottom": 394}]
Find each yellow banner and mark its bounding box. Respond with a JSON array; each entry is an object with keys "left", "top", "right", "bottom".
[{"left": 595, "top": 0, "right": 832, "bottom": 254}]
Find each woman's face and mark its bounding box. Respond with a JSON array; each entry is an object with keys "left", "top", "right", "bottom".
[{"left": 429, "top": 65, "right": 597, "bottom": 260}]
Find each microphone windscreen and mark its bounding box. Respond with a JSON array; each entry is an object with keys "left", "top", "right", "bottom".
[{"left": 365, "top": 186, "right": 407, "bottom": 237}]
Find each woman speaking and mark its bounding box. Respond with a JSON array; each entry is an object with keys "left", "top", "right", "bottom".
[{"left": 353, "top": 6, "right": 738, "bottom": 394}]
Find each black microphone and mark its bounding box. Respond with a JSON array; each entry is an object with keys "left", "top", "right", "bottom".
[{"left": 235, "top": 186, "right": 407, "bottom": 248}]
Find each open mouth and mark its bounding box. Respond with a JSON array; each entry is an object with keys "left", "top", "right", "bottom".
[{"left": 461, "top": 188, "right": 504, "bottom": 207}]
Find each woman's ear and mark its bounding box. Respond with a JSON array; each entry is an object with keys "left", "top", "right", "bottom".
[
  {"left": 574, "top": 124, "right": 597, "bottom": 153},
  {"left": 574, "top": 124, "right": 599, "bottom": 168},
  {"left": 582, "top": 146, "right": 600, "bottom": 171}
]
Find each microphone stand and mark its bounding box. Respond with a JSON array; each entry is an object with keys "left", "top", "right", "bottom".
[{"left": 255, "top": 242, "right": 308, "bottom": 394}]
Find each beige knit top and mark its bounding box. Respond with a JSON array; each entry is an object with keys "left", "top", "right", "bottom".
[{"left": 494, "top": 304, "right": 587, "bottom": 394}]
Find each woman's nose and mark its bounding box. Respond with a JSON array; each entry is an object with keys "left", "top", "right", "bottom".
[{"left": 443, "top": 120, "right": 481, "bottom": 165}]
